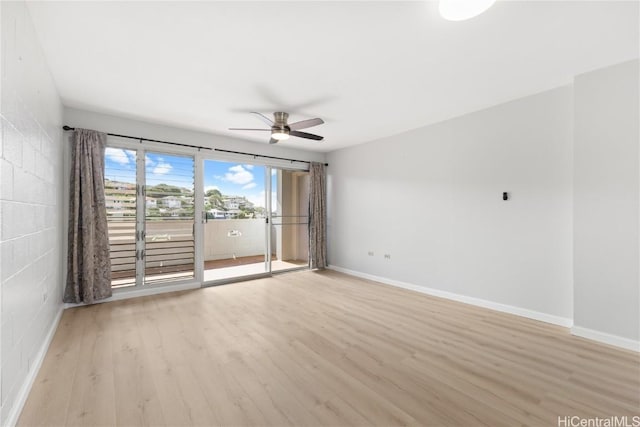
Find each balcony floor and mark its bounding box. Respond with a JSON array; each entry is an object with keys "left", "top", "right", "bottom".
[
  {"left": 111, "top": 255, "right": 308, "bottom": 287},
  {"left": 203, "top": 256, "right": 308, "bottom": 282}
]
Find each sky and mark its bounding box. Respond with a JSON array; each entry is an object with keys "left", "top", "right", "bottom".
[
  {"left": 104, "top": 148, "right": 275, "bottom": 208},
  {"left": 204, "top": 160, "right": 272, "bottom": 208}
]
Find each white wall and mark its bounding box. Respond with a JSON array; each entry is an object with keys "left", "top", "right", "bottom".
[
  {"left": 277, "top": 170, "right": 309, "bottom": 262},
  {"left": 0, "top": 1, "right": 64, "bottom": 425},
  {"left": 573, "top": 59, "right": 639, "bottom": 346},
  {"left": 204, "top": 219, "right": 265, "bottom": 261},
  {"left": 327, "top": 85, "right": 574, "bottom": 323}
]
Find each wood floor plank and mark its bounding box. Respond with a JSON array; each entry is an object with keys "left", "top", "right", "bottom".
[
  {"left": 64, "top": 304, "right": 117, "bottom": 427},
  {"left": 18, "top": 270, "right": 640, "bottom": 427},
  {"left": 17, "top": 308, "right": 87, "bottom": 427},
  {"left": 110, "top": 299, "right": 167, "bottom": 427}
]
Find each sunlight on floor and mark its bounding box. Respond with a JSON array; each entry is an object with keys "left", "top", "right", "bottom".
[{"left": 203, "top": 260, "right": 307, "bottom": 282}]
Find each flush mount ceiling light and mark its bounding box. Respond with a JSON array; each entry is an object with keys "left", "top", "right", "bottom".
[{"left": 439, "top": 0, "right": 497, "bottom": 21}]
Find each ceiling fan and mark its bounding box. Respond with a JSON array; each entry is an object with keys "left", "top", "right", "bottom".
[{"left": 229, "top": 112, "right": 324, "bottom": 144}]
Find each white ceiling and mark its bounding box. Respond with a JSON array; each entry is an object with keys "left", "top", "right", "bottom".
[{"left": 27, "top": 1, "right": 639, "bottom": 152}]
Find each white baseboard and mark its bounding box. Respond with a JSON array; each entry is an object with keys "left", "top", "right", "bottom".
[
  {"left": 4, "top": 305, "right": 64, "bottom": 427},
  {"left": 571, "top": 326, "right": 640, "bottom": 352},
  {"left": 327, "top": 265, "right": 573, "bottom": 328},
  {"left": 64, "top": 281, "right": 201, "bottom": 309}
]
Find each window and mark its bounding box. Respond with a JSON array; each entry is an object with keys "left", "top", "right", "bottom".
[{"left": 104, "top": 146, "right": 195, "bottom": 288}]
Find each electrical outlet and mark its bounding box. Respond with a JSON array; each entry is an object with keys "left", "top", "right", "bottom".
[
  {"left": 368, "top": 251, "right": 374, "bottom": 256},
  {"left": 384, "top": 254, "right": 391, "bottom": 260}
]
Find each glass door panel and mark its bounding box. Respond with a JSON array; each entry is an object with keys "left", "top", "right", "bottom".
[
  {"left": 202, "top": 160, "right": 268, "bottom": 282},
  {"left": 270, "top": 168, "right": 310, "bottom": 272},
  {"left": 144, "top": 153, "right": 195, "bottom": 285},
  {"left": 104, "top": 148, "right": 138, "bottom": 288}
]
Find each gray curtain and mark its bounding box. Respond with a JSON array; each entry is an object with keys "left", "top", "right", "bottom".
[
  {"left": 64, "top": 129, "right": 112, "bottom": 303},
  {"left": 309, "top": 162, "right": 327, "bottom": 269}
]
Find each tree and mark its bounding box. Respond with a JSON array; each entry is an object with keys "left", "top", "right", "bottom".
[
  {"left": 147, "top": 183, "right": 185, "bottom": 198},
  {"left": 206, "top": 188, "right": 225, "bottom": 210}
]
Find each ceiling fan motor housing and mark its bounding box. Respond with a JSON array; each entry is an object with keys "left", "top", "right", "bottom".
[
  {"left": 273, "top": 112, "right": 289, "bottom": 125},
  {"left": 272, "top": 112, "right": 290, "bottom": 136}
]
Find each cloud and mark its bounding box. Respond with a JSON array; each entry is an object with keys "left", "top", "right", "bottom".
[
  {"left": 105, "top": 148, "right": 132, "bottom": 165},
  {"left": 244, "top": 164, "right": 254, "bottom": 170},
  {"left": 271, "top": 169, "right": 277, "bottom": 176},
  {"left": 246, "top": 191, "right": 277, "bottom": 210},
  {"left": 247, "top": 191, "right": 266, "bottom": 208},
  {"left": 242, "top": 182, "right": 257, "bottom": 190},
  {"left": 223, "top": 165, "right": 254, "bottom": 185},
  {"left": 204, "top": 185, "right": 219, "bottom": 193},
  {"left": 152, "top": 162, "right": 173, "bottom": 175},
  {"left": 146, "top": 156, "right": 156, "bottom": 167}
]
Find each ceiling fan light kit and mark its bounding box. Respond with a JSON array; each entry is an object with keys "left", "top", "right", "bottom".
[
  {"left": 272, "top": 131, "right": 289, "bottom": 141},
  {"left": 229, "top": 111, "right": 324, "bottom": 145}
]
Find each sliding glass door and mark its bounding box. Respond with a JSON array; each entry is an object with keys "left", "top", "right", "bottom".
[
  {"left": 199, "top": 161, "right": 310, "bottom": 283},
  {"left": 201, "top": 160, "right": 269, "bottom": 282},
  {"left": 104, "top": 146, "right": 196, "bottom": 289},
  {"left": 104, "top": 142, "right": 311, "bottom": 290}
]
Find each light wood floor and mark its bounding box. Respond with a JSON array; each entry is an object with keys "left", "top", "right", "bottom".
[{"left": 19, "top": 270, "right": 640, "bottom": 426}]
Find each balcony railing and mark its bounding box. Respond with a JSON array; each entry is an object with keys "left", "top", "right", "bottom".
[
  {"left": 107, "top": 218, "right": 308, "bottom": 287},
  {"left": 108, "top": 218, "right": 195, "bottom": 287}
]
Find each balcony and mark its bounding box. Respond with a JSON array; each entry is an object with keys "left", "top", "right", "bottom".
[{"left": 108, "top": 217, "right": 308, "bottom": 287}]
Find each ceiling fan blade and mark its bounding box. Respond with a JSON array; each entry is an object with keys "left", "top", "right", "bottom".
[
  {"left": 228, "top": 128, "right": 271, "bottom": 131},
  {"left": 251, "top": 112, "right": 274, "bottom": 126},
  {"left": 288, "top": 118, "right": 324, "bottom": 131},
  {"left": 290, "top": 130, "right": 323, "bottom": 141},
  {"left": 269, "top": 138, "right": 278, "bottom": 144}
]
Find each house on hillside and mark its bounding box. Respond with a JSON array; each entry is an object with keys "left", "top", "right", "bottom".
[
  {"left": 223, "top": 196, "right": 253, "bottom": 210},
  {"left": 161, "top": 196, "right": 181, "bottom": 209}
]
